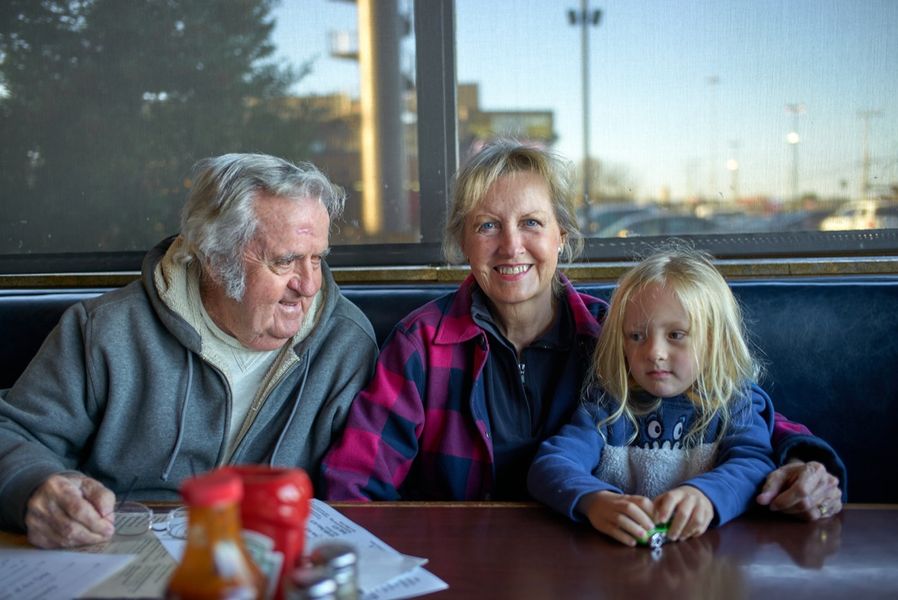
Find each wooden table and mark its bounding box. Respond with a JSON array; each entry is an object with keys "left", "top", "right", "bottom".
[
  {"left": 3, "top": 503, "right": 896, "bottom": 599},
  {"left": 333, "top": 502, "right": 898, "bottom": 599}
]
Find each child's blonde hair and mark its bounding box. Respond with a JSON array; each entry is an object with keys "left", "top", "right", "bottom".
[{"left": 592, "top": 244, "right": 759, "bottom": 446}]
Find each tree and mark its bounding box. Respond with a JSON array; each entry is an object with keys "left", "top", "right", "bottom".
[{"left": 0, "top": 0, "right": 313, "bottom": 253}]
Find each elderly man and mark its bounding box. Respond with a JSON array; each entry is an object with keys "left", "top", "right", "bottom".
[{"left": 0, "top": 153, "right": 378, "bottom": 548}]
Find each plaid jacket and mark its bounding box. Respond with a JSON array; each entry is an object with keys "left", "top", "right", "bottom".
[{"left": 322, "top": 274, "right": 607, "bottom": 500}]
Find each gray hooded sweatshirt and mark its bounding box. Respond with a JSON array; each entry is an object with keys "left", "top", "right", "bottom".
[{"left": 0, "top": 237, "right": 378, "bottom": 531}]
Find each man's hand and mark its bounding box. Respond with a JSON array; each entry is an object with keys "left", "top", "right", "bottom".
[
  {"left": 577, "top": 490, "right": 656, "bottom": 546},
  {"left": 25, "top": 473, "right": 116, "bottom": 548},
  {"left": 756, "top": 460, "right": 842, "bottom": 521}
]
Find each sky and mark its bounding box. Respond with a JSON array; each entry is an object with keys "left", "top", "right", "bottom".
[{"left": 271, "top": 0, "right": 898, "bottom": 203}]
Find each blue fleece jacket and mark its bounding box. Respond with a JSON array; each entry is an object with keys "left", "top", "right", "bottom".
[{"left": 528, "top": 384, "right": 776, "bottom": 527}]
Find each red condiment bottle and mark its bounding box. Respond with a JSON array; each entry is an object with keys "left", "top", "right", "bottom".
[
  {"left": 221, "top": 465, "right": 313, "bottom": 600},
  {"left": 166, "top": 470, "right": 266, "bottom": 600}
]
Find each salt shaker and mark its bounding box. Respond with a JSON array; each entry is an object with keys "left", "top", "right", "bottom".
[
  {"left": 285, "top": 566, "right": 337, "bottom": 600},
  {"left": 309, "top": 542, "right": 359, "bottom": 600}
]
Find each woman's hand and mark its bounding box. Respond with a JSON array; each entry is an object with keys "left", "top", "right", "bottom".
[
  {"left": 653, "top": 486, "right": 714, "bottom": 541},
  {"left": 756, "top": 460, "right": 843, "bottom": 521},
  {"left": 577, "top": 490, "right": 655, "bottom": 546}
]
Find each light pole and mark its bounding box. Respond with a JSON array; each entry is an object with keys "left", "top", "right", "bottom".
[
  {"left": 706, "top": 75, "right": 719, "bottom": 201},
  {"left": 785, "top": 103, "right": 805, "bottom": 204},
  {"left": 726, "top": 140, "right": 740, "bottom": 203},
  {"left": 858, "top": 109, "right": 882, "bottom": 201},
  {"left": 568, "top": 1, "right": 601, "bottom": 204}
]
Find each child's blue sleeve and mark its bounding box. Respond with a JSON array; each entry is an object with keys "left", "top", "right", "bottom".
[
  {"left": 527, "top": 403, "right": 623, "bottom": 521},
  {"left": 683, "top": 383, "right": 776, "bottom": 526}
]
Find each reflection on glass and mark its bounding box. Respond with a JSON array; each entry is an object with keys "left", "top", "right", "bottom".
[
  {"left": 1, "top": 1, "right": 896, "bottom": 256},
  {"left": 456, "top": 1, "right": 898, "bottom": 238},
  {"left": 0, "top": 0, "right": 419, "bottom": 253},
  {"left": 272, "top": 0, "right": 419, "bottom": 245}
]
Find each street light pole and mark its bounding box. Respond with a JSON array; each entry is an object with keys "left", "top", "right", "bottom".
[
  {"left": 568, "top": 2, "right": 601, "bottom": 205},
  {"left": 858, "top": 109, "right": 882, "bottom": 200},
  {"left": 785, "top": 103, "right": 805, "bottom": 204},
  {"left": 727, "top": 140, "right": 740, "bottom": 202},
  {"left": 707, "top": 75, "right": 720, "bottom": 201}
]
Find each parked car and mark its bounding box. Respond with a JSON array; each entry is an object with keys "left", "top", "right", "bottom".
[
  {"left": 819, "top": 200, "right": 898, "bottom": 231},
  {"left": 767, "top": 209, "right": 835, "bottom": 232},
  {"left": 579, "top": 202, "right": 658, "bottom": 235},
  {"left": 597, "top": 212, "right": 716, "bottom": 238},
  {"left": 707, "top": 211, "right": 771, "bottom": 233}
]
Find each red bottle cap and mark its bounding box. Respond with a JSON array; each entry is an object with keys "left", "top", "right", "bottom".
[
  {"left": 222, "top": 465, "right": 313, "bottom": 522},
  {"left": 180, "top": 470, "right": 243, "bottom": 507}
]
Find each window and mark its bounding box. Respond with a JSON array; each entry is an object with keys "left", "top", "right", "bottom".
[
  {"left": 1, "top": 0, "right": 897, "bottom": 275},
  {"left": 455, "top": 0, "right": 898, "bottom": 257},
  {"left": 1, "top": 0, "right": 419, "bottom": 258}
]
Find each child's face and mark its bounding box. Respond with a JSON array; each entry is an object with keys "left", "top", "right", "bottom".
[{"left": 622, "top": 282, "right": 698, "bottom": 398}]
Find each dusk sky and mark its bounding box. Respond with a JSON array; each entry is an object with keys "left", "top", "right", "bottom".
[{"left": 273, "top": 0, "right": 897, "bottom": 203}]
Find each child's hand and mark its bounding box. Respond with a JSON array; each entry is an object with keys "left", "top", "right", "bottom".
[
  {"left": 653, "top": 486, "right": 714, "bottom": 541},
  {"left": 577, "top": 490, "right": 656, "bottom": 546}
]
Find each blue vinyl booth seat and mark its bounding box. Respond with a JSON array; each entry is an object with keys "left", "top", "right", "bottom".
[{"left": 2, "top": 275, "right": 897, "bottom": 503}]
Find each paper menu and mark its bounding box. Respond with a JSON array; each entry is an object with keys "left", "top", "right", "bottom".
[
  {"left": 304, "top": 499, "right": 448, "bottom": 599},
  {"left": 79, "top": 530, "right": 178, "bottom": 598},
  {"left": 0, "top": 548, "right": 135, "bottom": 600}
]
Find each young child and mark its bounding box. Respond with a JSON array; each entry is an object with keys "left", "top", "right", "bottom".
[{"left": 527, "top": 246, "right": 775, "bottom": 546}]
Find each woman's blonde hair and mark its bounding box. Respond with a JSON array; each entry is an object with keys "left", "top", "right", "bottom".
[
  {"left": 443, "top": 139, "right": 583, "bottom": 267},
  {"left": 592, "top": 244, "right": 759, "bottom": 446}
]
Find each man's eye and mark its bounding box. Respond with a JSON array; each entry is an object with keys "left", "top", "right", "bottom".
[{"left": 272, "top": 258, "right": 295, "bottom": 273}]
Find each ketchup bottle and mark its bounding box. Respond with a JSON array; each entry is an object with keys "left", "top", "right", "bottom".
[
  {"left": 221, "top": 465, "right": 313, "bottom": 600},
  {"left": 166, "top": 470, "right": 266, "bottom": 600}
]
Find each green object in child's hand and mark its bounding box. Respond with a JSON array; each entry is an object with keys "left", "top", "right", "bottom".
[{"left": 637, "top": 522, "right": 671, "bottom": 548}]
